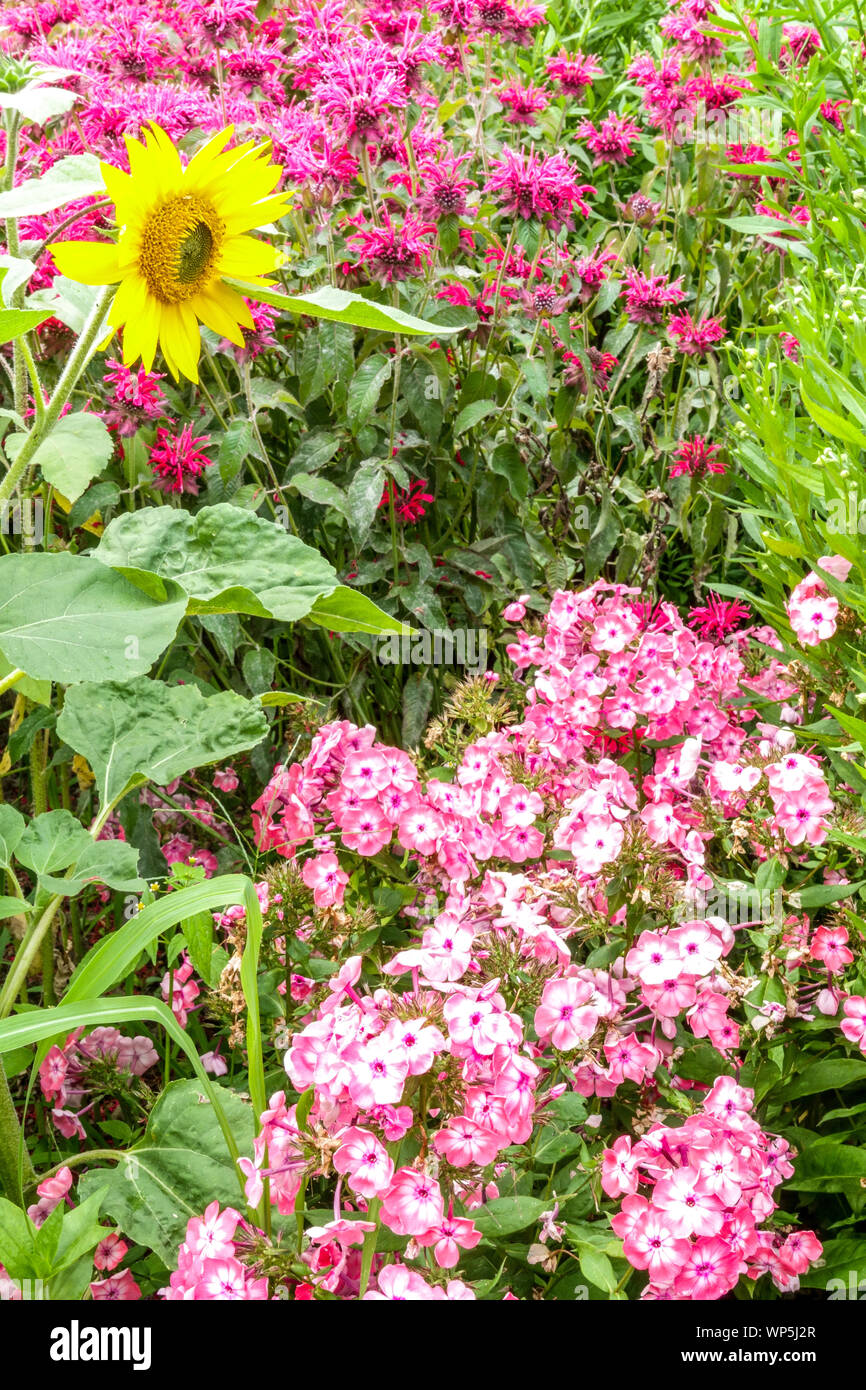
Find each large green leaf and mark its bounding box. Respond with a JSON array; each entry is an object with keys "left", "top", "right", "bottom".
[
  {"left": 800, "top": 1237, "right": 866, "bottom": 1289},
  {"left": 0, "top": 155, "right": 103, "bottom": 218},
  {"left": 5, "top": 411, "right": 114, "bottom": 504},
  {"left": 471, "top": 1197, "right": 549, "bottom": 1237},
  {"left": 94, "top": 503, "right": 337, "bottom": 621},
  {"left": 306, "top": 585, "right": 411, "bottom": 635},
  {"left": 15, "top": 810, "right": 90, "bottom": 876},
  {"left": 25, "top": 277, "right": 106, "bottom": 335},
  {"left": 38, "top": 838, "right": 144, "bottom": 897},
  {"left": 56, "top": 678, "right": 268, "bottom": 807},
  {"left": 0, "top": 81, "right": 79, "bottom": 125},
  {"left": 0, "top": 553, "right": 186, "bottom": 683},
  {"left": 78, "top": 1080, "right": 255, "bottom": 1267},
  {"left": 785, "top": 1139, "right": 866, "bottom": 1207},
  {"left": 226, "top": 281, "right": 461, "bottom": 337},
  {"left": 779, "top": 1059, "right": 866, "bottom": 1101},
  {"left": 0, "top": 306, "right": 52, "bottom": 343}
]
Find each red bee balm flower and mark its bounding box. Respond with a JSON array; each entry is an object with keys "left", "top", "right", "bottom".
[
  {"left": 149, "top": 425, "right": 213, "bottom": 495},
  {"left": 379, "top": 479, "right": 434, "bottom": 524},
  {"left": 669, "top": 435, "right": 724, "bottom": 477},
  {"left": 668, "top": 312, "right": 726, "bottom": 356}
]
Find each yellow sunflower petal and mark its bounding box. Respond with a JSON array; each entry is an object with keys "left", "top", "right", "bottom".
[
  {"left": 189, "top": 290, "right": 245, "bottom": 345},
  {"left": 144, "top": 123, "right": 183, "bottom": 180},
  {"left": 160, "top": 302, "right": 200, "bottom": 383},
  {"left": 183, "top": 126, "right": 236, "bottom": 184},
  {"left": 159, "top": 330, "right": 180, "bottom": 381},
  {"left": 216, "top": 235, "right": 280, "bottom": 278},
  {"left": 107, "top": 270, "right": 148, "bottom": 329},
  {"left": 207, "top": 152, "right": 282, "bottom": 206},
  {"left": 223, "top": 193, "right": 292, "bottom": 235},
  {"left": 100, "top": 162, "right": 133, "bottom": 209},
  {"left": 207, "top": 279, "right": 255, "bottom": 329},
  {"left": 131, "top": 300, "right": 162, "bottom": 374},
  {"left": 51, "top": 240, "right": 122, "bottom": 285}
]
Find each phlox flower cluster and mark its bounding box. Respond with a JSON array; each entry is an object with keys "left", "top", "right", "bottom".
[
  {"left": 253, "top": 581, "right": 835, "bottom": 920},
  {"left": 786, "top": 555, "right": 852, "bottom": 648},
  {"left": 39, "top": 1026, "right": 158, "bottom": 1140},
  {"left": 161, "top": 1202, "right": 269, "bottom": 1299},
  {"left": 605, "top": 1077, "right": 822, "bottom": 1298}
]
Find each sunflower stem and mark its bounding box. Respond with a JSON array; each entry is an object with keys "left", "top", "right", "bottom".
[
  {"left": 0, "top": 286, "right": 114, "bottom": 508},
  {"left": 0, "top": 668, "right": 25, "bottom": 697},
  {"left": 2, "top": 111, "right": 28, "bottom": 420},
  {"left": 359, "top": 144, "right": 380, "bottom": 228}
]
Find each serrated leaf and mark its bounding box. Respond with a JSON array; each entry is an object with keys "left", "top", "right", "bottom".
[
  {"left": 94, "top": 503, "right": 337, "bottom": 622},
  {"left": 347, "top": 461, "right": 385, "bottom": 547},
  {"left": 15, "top": 810, "right": 92, "bottom": 876},
  {"left": 56, "top": 678, "right": 268, "bottom": 808},
  {"left": 347, "top": 354, "right": 391, "bottom": 433},
  {"left": 0, "top": 552, "right": 185, "bottom": 683},
  {"left": 490, "top": 440, "right": 529, "bottom": 501},
  {"left": 5, "top": 411, "right": 113, "bottom": 503},
  {"left": 291, "top": 471, "right": 351, "bottom": 519},
  {"left": 39, "top": 839, "right": 144, "bottom": 896},
  {"left": 402, "top": 671, "right": 433, "bottom": 748},
  {"left": 454, "top": 398, "right": 497, "bottom": 436},
  {"left": 77, "top": 1079, "right": 255, "bottom": 1267}
]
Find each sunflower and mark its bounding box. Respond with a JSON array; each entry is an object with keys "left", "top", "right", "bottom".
[{"left": 52, "top": 123, "right": 290, "bottom": 382}]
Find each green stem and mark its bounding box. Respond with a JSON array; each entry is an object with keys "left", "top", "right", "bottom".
[
  {"left": 3, "top": 113, "right": 27, "bottom": 420},
  {"left": 29, "top": 725, "right": 54, "bottom": 1005},
  {"left": 359, "top": 144, "right": 380, "bottom": 227},
  {"left": 27, "top": 1148, "right": 121, "bottom": 1193},
  {"left": 0, "top": 791, "right": 125, "bottom": 1019},
  {"left": 387, "top": 328, "right": 403, "bottom": 587},
  {"left": 17, "top": 335, "right": 45, "bottom": 424},
  {"left": 0, "top": 668, "right": 25, "bottom": 697},
  {"left": 0, "top": 286, "right": 114, "bottom": 508},
  {"left": 359, "top": 1197, "right": 382, "bottom": 1296}
]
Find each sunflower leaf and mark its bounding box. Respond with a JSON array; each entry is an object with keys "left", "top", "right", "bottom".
[
  {"left": 0, "top": 83, "right": 79, "bottom": 126},
  {"left": 0, "top": 306, "right": 53, "bottom": 344},
  {"left": 94, "top": 503, "right": 338, "bottom": 621},
  {"left": 0, "top": 155, "right": 104, "bottom": 218},
  {"left": 225, "top": 280, "right": 462, "bottom": 337},
  {"left": 0, "top": 552, "right": 186, "bottom": 683},
  {"left": 4, "top": 411, "right": 114, "bottom": 504},
  {"left": 56, "top": 678, "right": 269, "bottom": 808}
]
